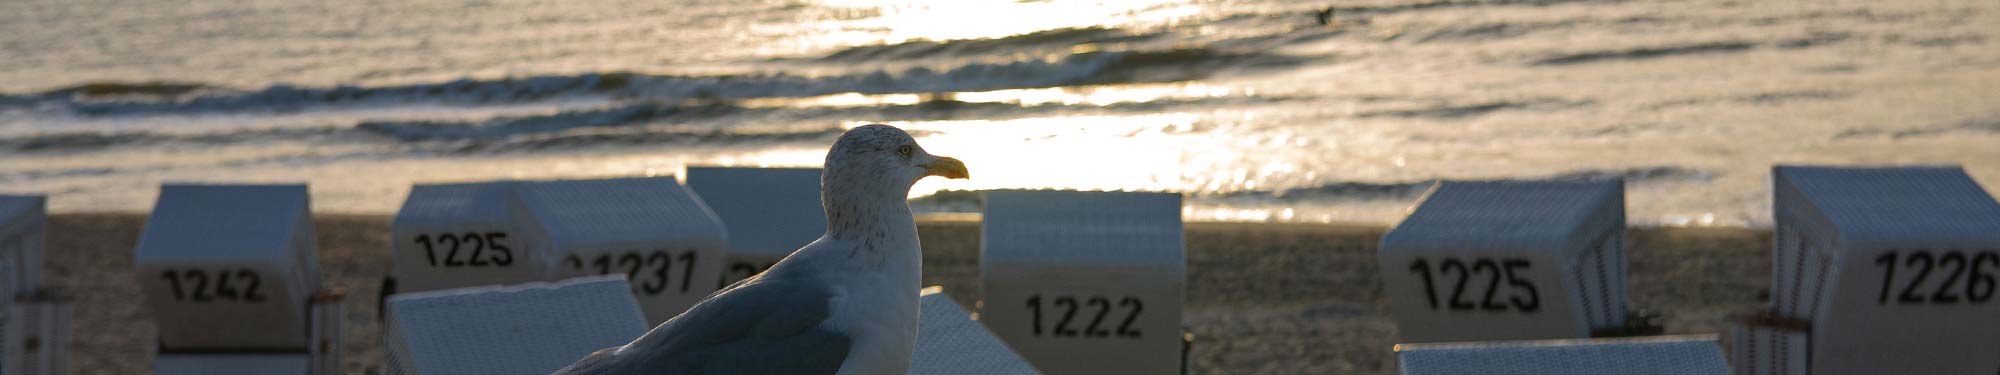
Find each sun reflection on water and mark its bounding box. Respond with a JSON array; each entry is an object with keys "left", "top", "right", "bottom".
[{"left": 843, "top": 113, "right": 1203, "bottom": 198}]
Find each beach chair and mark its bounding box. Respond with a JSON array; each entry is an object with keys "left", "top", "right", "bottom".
[
  {"left": 516, "top": 177, "right": 728, "bottom": 324},
  {"left": 0, "top": 196, "right": 45, "bottom": 296},
  {"left": 1379, "top": 180, "right": 1628, "bottom": 343},
  {"left": 382, "top": 275, "right": 647, "bottom": 375},
  {"left": 0, "top": 196, "right": 69, "bottom": 375},
  {"left": 979, "top": 190, "right": 1185, "bottom": 375},
  {"left": 908, "top": 287, "right": 1041, "bottom": 375},
  {"left": 1767, "top": 165, "right": 2000, "bottom": 374},
  {"left": 682, "top": 167, "right": 826, "bottom": 289},
  {"left": 390, "top": 182, "right": 547, "bottom": 294},
  {"left": 1393, "top": 335, "right": 1726, "bottom": 375},
  {"left": 134, "top": 184, "right": 342, "bottom": 374}
]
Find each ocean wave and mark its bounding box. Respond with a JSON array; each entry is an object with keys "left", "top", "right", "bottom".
[
  {"left": 1214, "top": 167, "right": 1712, "bottom": 201},
  {"left": 1532, "top": 34, "right": 1852, "bottom": 66},
  {"left": 1532, "top": 41, "right": 1758, "bottom": 65},
  {"left": 908, "top": 167, "right": 1714, "bottom": 210},
  {"left": 356, "top": 102, "right": 742, "bottom": 141},
  {"left": 1835, "top": 116, "right": 2000, "bottom": 139},
  {"left": 809, "top": 27, "right": 1153, "bottom": 62},
  {"left": 0, "top": 167, "right": 119, "bottom": 183},
  {"left": 1896, "top": 33, "right": 1987, "bottom": 48},
  {"left": 0, "top": 82, "right": 216, "bottom": 109},
  {"left": 2, "top": 92, "right": 1296, "bottom": 153},
  {"left": 1354, "top": 99, "right": 1591, "bottom": 119},
  {"left": 61, "top": 74, "right": 642, "bottom": 115},
  {"left": 1325, "top": 0, "right": 1623, "bottom": 16},
  {"left": 358, "top": 94, "right": 1301, "bottom": 142},
  {"left": 446, "top": 128, "right": 846, "bottom": 154},
  {"left": 1538, "top": 166, "right": 1714, "bottom": 183},
  {"left": 1414, "top": 20, "right": 1576, "bottom": 43},
  {"left": 0, "top": 127, "right": 346, "bottom": 153},
  {"left": 1647, "top": 90, "right": 1848, "bottom": 110},
  {"left": 49, "top": 82, "right": 216, "bottom": 98},
  {"left": 29, "top": 48, "right": 1303, "bottom": 116},
  {"left": 803, "top": 19, "right": 1345, "bottom": 65}
]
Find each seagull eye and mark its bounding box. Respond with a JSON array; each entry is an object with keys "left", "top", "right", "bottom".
[{"left": 896, "top": 145, "right": 913, "bottom": 158}]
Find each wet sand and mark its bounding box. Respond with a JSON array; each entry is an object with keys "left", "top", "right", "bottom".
[{"left": 43, "top": 213, "right": 1768, "bottom": 374}]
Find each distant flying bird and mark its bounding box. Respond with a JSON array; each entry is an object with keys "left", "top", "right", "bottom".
[{"left": 553, "top": 124, "right": 969, "bottom": 375}]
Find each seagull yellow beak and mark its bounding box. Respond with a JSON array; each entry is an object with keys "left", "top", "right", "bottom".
[{"left": 923, "top": 156, "right": 969, "bottom": 179}]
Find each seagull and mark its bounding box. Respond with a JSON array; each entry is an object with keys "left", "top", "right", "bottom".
[{"left": 554, "top": 124, "right": 970, "bottom": 375}]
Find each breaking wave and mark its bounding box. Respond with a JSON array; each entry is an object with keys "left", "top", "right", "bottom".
[
  {"left": 1532, "top": 34, "right": 1852, "bottom": 66},
  {"left": 358, "top": 94, "right": 1301, "bottom": 142},
  {"left": 0, "top": 127, "right": 347, "bottom": 153},
  {"left": 445, "top": 128, "right": 848, "bottom": 154},
  {"left": 909, "top": 166, "right": 1716, "bottom": 212},
  {"left": 808, "top": 27, "right": 1153, "bottom": 62},
  {"left": 1353, "top": 99, "right": 1592, "bottom": 119},
  {"left": 19, "top": 48, "right": 1306, "bottom": 116},
  {"left": 1210, "top": 166, "right": 1713, "bottom": 201}
]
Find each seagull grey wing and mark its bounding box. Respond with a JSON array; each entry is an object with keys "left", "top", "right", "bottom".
[{"left": 553, "top": 274, "right": 851, "bottom": 375}]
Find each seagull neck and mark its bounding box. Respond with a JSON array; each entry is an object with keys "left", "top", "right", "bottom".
[{"left": 823, "top": 194, "right": 916, "bottom": 242}]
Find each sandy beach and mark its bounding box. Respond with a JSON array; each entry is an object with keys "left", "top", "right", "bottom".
[{"left": 42, "top": 213, "right": 1768, "bottom": 374}]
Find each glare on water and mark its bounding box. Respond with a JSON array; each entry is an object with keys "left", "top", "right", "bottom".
[{"left": 1, "top": 0, "right": 1998, "bottom": 226}]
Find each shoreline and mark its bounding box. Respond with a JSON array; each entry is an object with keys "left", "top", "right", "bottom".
[{"left": 42, "top": 213, "right": 1768, "bottom": 374}]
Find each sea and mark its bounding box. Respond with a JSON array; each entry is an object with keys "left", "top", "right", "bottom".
[{"left": 2, "top": 0, "right": 1997, "bottom": 226}]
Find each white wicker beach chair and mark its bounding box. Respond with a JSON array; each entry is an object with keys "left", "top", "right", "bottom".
[
  {"left": 683, "top": 167, "right": 826, "bottom": 289},
  {"left": 516, "top": 177, "right": 728, "bottom": 324},
  {"left": 135, "top": 184, "right": 319, "bottom": 351},
  {"left": 1769, "top": 165, "right": 2000, "bottom": 374},
  {"left": 1379, "top": 180, "right": 1628, "bottom": 343},
  {"left": 909, "top": 287, "right": 1041, "bottom": 375},
  {"left": 391, "top": 181, "right": 547, "bottom": 294},
  {"left": 979, "top": 190, "right": 1185, "bottom": 375},
  {"left": 382, "top": 275, "right": 644, "bottom": 375}
]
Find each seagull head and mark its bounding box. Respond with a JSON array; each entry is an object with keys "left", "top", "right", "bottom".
[{"left": 822, "top": 124, "right": 968, "bottom": 203}]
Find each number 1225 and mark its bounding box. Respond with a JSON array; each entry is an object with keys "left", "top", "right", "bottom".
[{"left": 1408, "top": 258, "right": 1541, "bottom": 312}]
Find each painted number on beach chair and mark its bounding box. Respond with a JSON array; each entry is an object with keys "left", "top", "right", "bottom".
[
  {"left": 1407, "top": 258, "right": 1541, "bottom": 312},
  {"left": 1874, "top": 249, "right": 1999, "bottom": 306},
  {"left": 160, "top": 269, "right": 267, "bottom": 303},
  {"left": 415, "top": 232, "right": 515, "bottom": 268},
  {"left": 566, "top": 250, "right": 699, "bottom": 296},
  {"left": 1025, "top": 294, "right": 1143, "bottom": 339}
]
